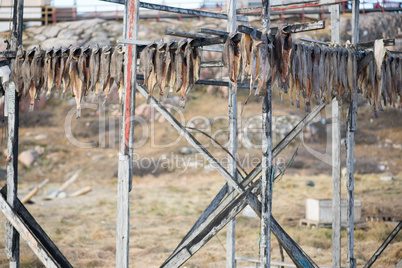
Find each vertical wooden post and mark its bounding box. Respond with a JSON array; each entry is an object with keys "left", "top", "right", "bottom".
[
  {"left": 330, "top": 4, "right": 341, "bottom": 268},
  {"left": 260, "top": 1, "right": 272, "bottom": 267},
  {"left": 347, "top": 1, "right": 359, "bottom": 267},
  {"left": 226, "top": 1, "right": 237, "bottom": 267},
  {"left": 117, "top": 0, "right": 139, "bottom": 267},
  {"left": 6, "top": 1, "right": 24, "bottom": 267}
]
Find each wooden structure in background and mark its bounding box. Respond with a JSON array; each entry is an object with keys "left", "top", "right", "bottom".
[{"left": 1, "top": 0, "right": 401, "bottom": 267}]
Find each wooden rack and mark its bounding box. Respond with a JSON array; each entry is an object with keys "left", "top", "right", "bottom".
[{"left": 1, "top": 0, "right": 401, "bottom": 267}]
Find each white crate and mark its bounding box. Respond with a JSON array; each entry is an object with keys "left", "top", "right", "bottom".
[{"left": 306, "top": 198, "right": 361, "bottom": 224}]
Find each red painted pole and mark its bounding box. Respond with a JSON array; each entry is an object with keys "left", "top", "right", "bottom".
[
  {"left": 73, "top": 6, "right": 76, "bottom": 21},
  {"left": 363, "top": 0, "right": 365, "bottom": 14},
  {"left": 281, "top": 10, "right": 284, "bottom": 22},
  {"left": 52, "top": 7, "right": 56, "bottom": 24},
  {"left": 302, "top": 7, "right": 305, "bottom": 22},
  {"left": 382, "top": 0, "right": 385, "bottom": 12},
  {"left": 94, "top": 6, "right": 97, "bottom": 18},
  {"left": 116, "top": 7, "right": 119, "bottom": 21},
  {"left": 321, "top": 6, "right": 325, "bottom": 20}
]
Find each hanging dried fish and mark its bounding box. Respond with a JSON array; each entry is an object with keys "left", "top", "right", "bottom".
[
  {"left": 390, "top": 55, "right": 397, "bottom": 108},
  {"left": 256, "top": 38, "right": 271, "bottom": 96},
  {"left": 99, "top": 45, "right": 112, "bottom": 101},
  {"left": 305, "top": 44, "right": 313, "bottom": 112},
  {"left": 249, "top": 29, "right": 263, "bottom": 99},
  {"left": 273, "top": 24, "right": 292, "bottom": 93},
  {"left": 161, "top": 41, "right": 174, "bottom": 100},
  {"left": 323, "top": 46, "right": 331, "bottom": 102},
  {"left": 89, "top": 44, "right": 101, "bottom": 94},
  {"left": 165, "top": 41, "right": 176, "bottom": 98},
  {"left": 192, "top": 45, "right": 201, "bottom": 83},
  {"left": 183, "top": 40, "right": 194, "bottom": 106},
  {"left": 295, "top": 43, "right": 303, "bottom": 108},
  {"left": 77, "top": 46, "right": 91, "bottom": 109},
  {"left": 51, "top": 47, "right": 61, "bottom": 97},
  {"left": 174, "top": 39, "right": 186, "bottom": 97},
  {"left": 140, "top": 43, "right": 156, "bottom": 87},
  {"left": 13, "top": 45, "right": 25, "bottom": 95},
  {"left": 43, "top": 47, "right": 54, "bottom": 98},
  {"left": 300, "top": 44, "right": 308, "bottom": 106},
  {"left": 110, "top": 45, "right": 125, "bottom": 102},
  {"left": 22, "top": 47, "right": 35, "bottom": 103},
  {"left": 346, "top": 46, "right": 355, "bottom": 99},
  {"left": 240, "top": 32, "right": 252, "bottom": 82},
  {"left": 29, "top": 46, "right": 45, "bottom": 111},
  {"left": 374, "top": 39, "right": 386, "bottom": 78},
  {"left": 223, "top": 31, "right": 242, "bottom": 90},
  {"left": 154, "top": 40, "right": 166, "bottom": 100},
  {"left": 60, "top": 46, "right": 71, "bottom": 98},
  {"left": 68, "top": 47, "right": 81, "bottom": 116},
  {"left": 312, "top": 44, "right": 320, "bottom": 106}
]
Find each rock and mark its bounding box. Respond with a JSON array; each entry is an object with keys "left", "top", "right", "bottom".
[
  {"left": 43, "top": 25, "right": 61, "bottom": 38},
  {"left": 305, "top": 180, "right": 315, "bottom": 187},
  {"left": 26, "top": 26, "right": 45, "bottom": 35},
  {"left": 67, "top": 18, "right": 105, "bottom": 29},
  {"left": 84, "top": 36, "right": 111, "bottom": 48},
  {"left": 92, "top": 155, "right": 104, "bottom": 161},
  {"left": 35, "top": 134, "right": 48, "bottom": 140},
  {"left": 46, "top": 153, "right": 59, "bottom": 162},
  {"left": 35, "top": 34, "right": 48, "bottom": 42},
  {"left": 380, "top": 176, "right": 394, "bottom": 181},
  {"left": 19, "top": 150, "right": 39, "bottom": 167},
  {"left": 57, "top": 28, "right": 82, "bottom": 40},
  {"left": 180, "top": 147, "right": 198, "bottom": 155},
  {"left": 41, "top": 38, "right": 79, "bottom": 50},
  {"left": 34, "top": 145, "right": 45, "bottom": 155}
]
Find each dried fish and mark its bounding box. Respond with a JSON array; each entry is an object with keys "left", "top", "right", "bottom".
[
  {"left": 249, "top": 29, "right": 263, "bottom": 98},
  {"left": 312, "top": 44, "right": 320, "bottom": 106},
  {"left": 384, "top": 55, "right": 393, "bottom": 107},
  {"left": 295, "top": 43, "right": 303, "bottom": 108},
  {"left": 13, "top": 45, "right": 25, "bottom": 95},
  {"left": 184, "top": 40, "right": 194, "bottom": 105},
  {"left": 192, "top": 45, "right": 201, "bottom": 83},
  {"left": 155, "top": 40, "right": 166, "bottom": 99},
  {"left": 110, "top": 45, "right": 125, "bottom": 102},
  {"left": 273, "top": 25, "right": 293, "bottom": 92},
  {"left": 68, "top": 47, "right": 81, "bottom": 117},
  {"left": 161, "top": 40, "right": 174, "bottom": 99},
  {"left": 43, "top": 47, "right": 54, "bottom": 98},
  {"left": 305, "top": 44, "right": 313, "bottom": 112},
  {"left": 174, "top": 40, "right": 186, "bottom": 96},
  {"left": 140, "top": 43, "right": 156, "bottom": 87},
  {"left": 240, "top": 33, "right": 252, "bottom": 82},
  {"left": 256, "top": 39, "right": 271, "bottom": 96},
  {"left": 30, "top": 46, "right": 45, "bottom": 111},
  {"left": 289, "top": 42, "right": 297, "bottom": 106},
  {"left": 77, "top": 46, "right": 91, "bottom": 97},
  {"left": 99, "top": 45, "right": 112, "bottom": 101},
  {"left": 89, "top": 44, "right": 101, "bottom": 94},
  {"left": 374, "top": 39, "right": 386, "bottom": 78},
  {"left": 223, "top": 32, "right": 241, "bottom": 90},
  {"left": 60, "top": 46, "right": 71, "bottom": 98}
]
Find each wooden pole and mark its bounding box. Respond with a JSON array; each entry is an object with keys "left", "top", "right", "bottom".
[
  {"left": 330, "top": 4, "right": 341, "bottom": 268},
  {"left": 226, "top": 0, "right": 237, "bottom": 267},
  {"left": 6, "top": 1, "right": 24, "bottom": 267},
  {"left": 117, "top": 0, "right": 139, "bottom": 267},
  {"left": 347, "top": 1, "right": 359, "bottom": 267},
  {"left": 261, "top": 0, "right": 272, "bottom": 267}
]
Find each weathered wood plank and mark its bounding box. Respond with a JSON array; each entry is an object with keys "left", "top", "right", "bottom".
[
  {"left": 236, "top": 0, "right": 350, "bottom": 12},
  {"left": 165, "top": 29, "right": 210, "bottom": 39},
  {"left": 117, "top": 154, "right": 130, "bottom": 268},
  {"left": 332, "top": 98, "right": 342, "bottom": 268},
  {"left": 363, "top": 221, "right": 402, "bottom": 268},
  {"left": 226, "top": 0, "right": 237, "bottom": 266},
  {"left": 237, "top": 20, "right": 325, "bottom": 37},
  {"left": 261, "top": 0, "right": 272, "bottom": 267},
  {"left": 6, "top": 1, "right": 23, "bottom": 266},
  {"left": 0, "top": 192, "right": 58, "bottom": 268},
  {"left": 197, "top": 28, "right": 228, "bottom": 36},
  {"left": 357, "top": 38, "right": 395, "bottom": 49},
  {"left": 1, "top": 186, "right": 73, "bottom": 268},
  {"left": 347, "top": 2, "right": 359, "bottom": 267},
  {"left": 101, "top": 0, "right": 248, "bottom": 21}
]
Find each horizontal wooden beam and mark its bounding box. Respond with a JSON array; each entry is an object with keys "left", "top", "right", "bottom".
[
  {"left": 197, "top": 28, "right": 228, "bottom": 36},
  {"left": 165, "top": 29, "right": 210, "bottom": 39},
  {"left": 357, "top": 38, "right": 395, "bottom": 49},
  {"left": 200, "top": 61, "right": 224, "bottom": 68},
  {"left": 100, "top": 0, "right": 248, "bottom": 21},
  {"left": 238, "top": 20, "right": 325, "bottom": 38},
  {"left": 237, "top": 0, "right": 350, "bottom": 12}
]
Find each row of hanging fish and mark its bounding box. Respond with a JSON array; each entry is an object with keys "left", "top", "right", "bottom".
[
  {"left": 12, "top": 44, "right": 124, "bottom": 118},
  {"left": 139, "top": 39, "right": 201, "bottom": 109},
  {"left": 223, "top": 26, "right": 402, "bottom": 116}
]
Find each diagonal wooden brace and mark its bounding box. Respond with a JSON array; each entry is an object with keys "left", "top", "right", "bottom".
[{"left": 161, "top": 179, "right": 318, "bottom": 268}]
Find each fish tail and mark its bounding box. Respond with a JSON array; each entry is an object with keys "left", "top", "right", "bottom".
[
  {"left": 296, "top": 99, "right": 300, "bottom": 109},
  {"left": 76, "top": 108, "right": 81, "bottom": 119},
  {"left": 147, "top": 95, "right": 151, "bottom": 104},
  {"left": 179, "top": 97, "right": 186, "bottom": 110},
  {"left": 29, "top": 103, "right": 34, "bottom": 112}
]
